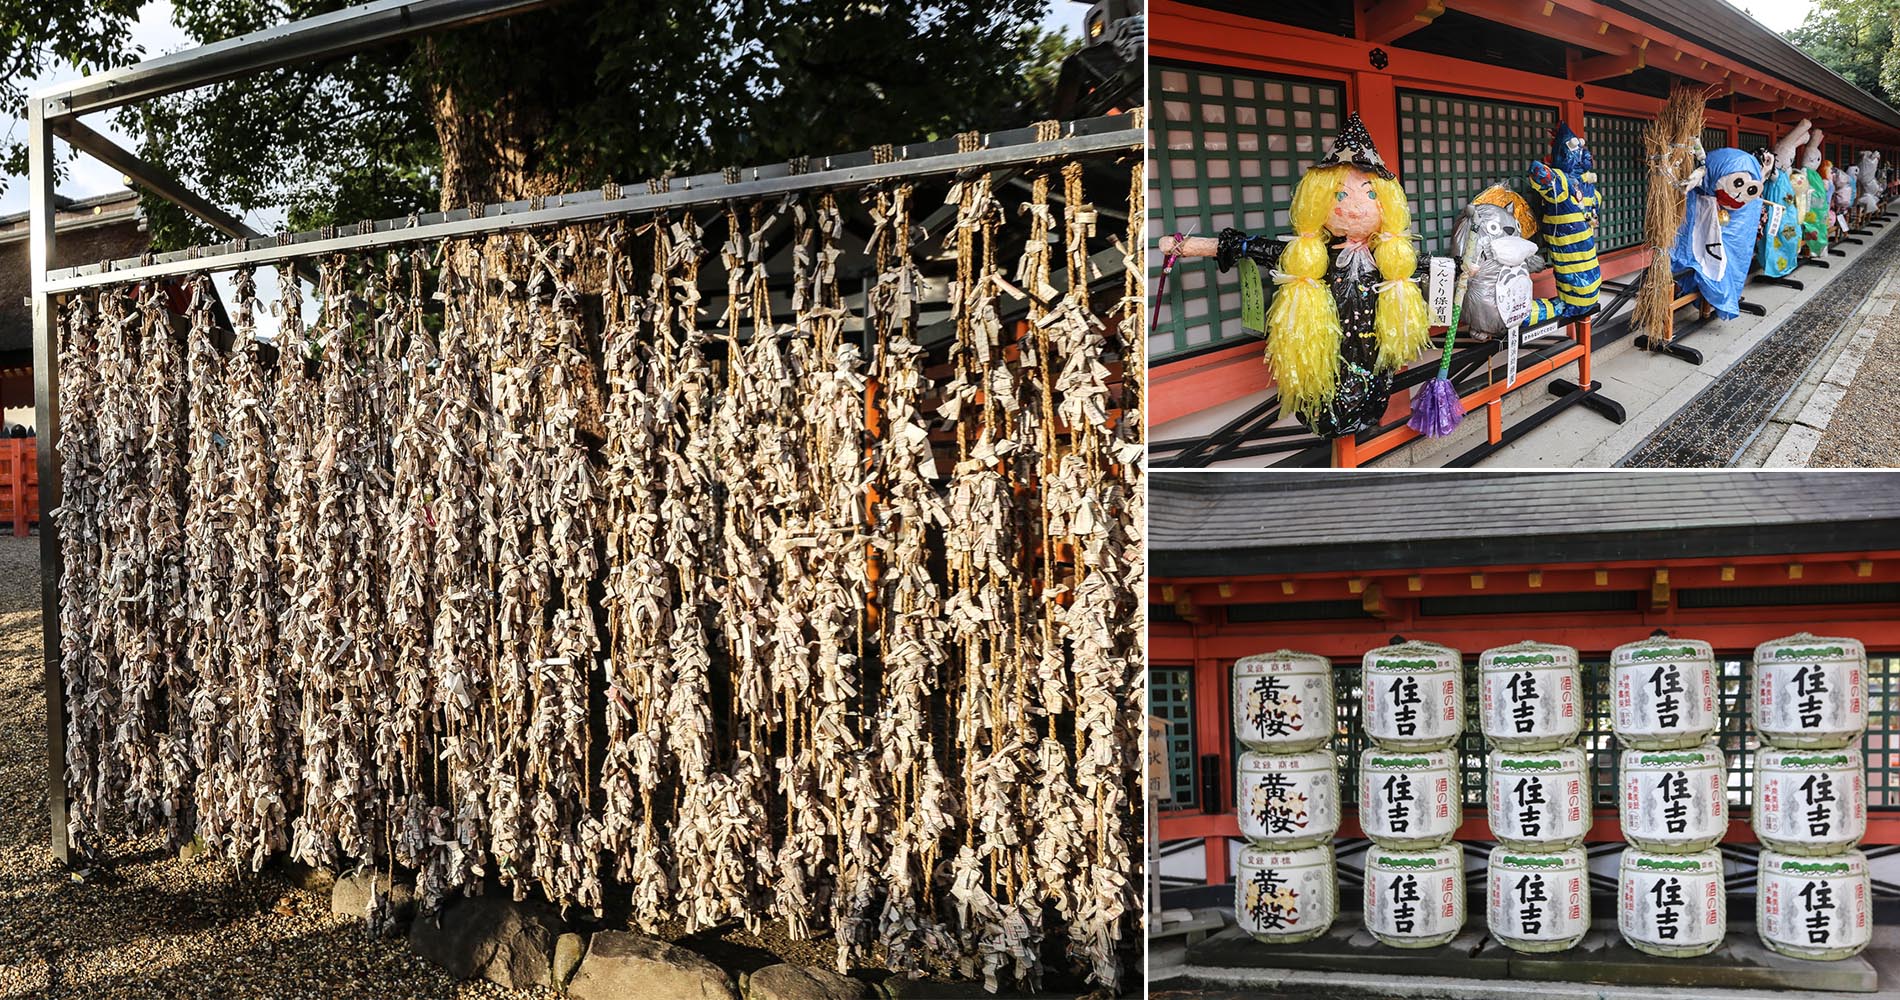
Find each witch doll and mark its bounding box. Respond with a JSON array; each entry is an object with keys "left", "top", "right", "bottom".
[{"left": 1158, "top": 113, "right": 1434, "bottom": 437}]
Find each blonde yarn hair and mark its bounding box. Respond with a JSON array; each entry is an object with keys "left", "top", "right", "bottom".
[
  {"left": 1369, "top": 174, "right": 1430, "bottom": 372},
  {"left": 1266, "top": 165, "right": 1344, "bottom": 425},
  {"left": 1267, "top": 166, "right": 1430, "bottom": 424}
]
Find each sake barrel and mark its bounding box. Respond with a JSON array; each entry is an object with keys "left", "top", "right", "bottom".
[
  {"left": 1618, "top": 848, "right": 1726, "bottom": 957},
  {"left": 1619, "top": 744, "right": 1727, "bottom": 853},
  {"left": 1236, "top": 843, "right": 1336, "bottom": 944},
  {"left": 1610, "top": 636, "right": 1718, "bottom": 749},
  {"left": 1753, "top": 633, "right": 1867, "bottom": 749},
  {"left": 1361, "top": 640, "right": 1464, "bottom": 751},
  {"left": 1479, "top": 641, "right": 1581, "bottom": 750},
  {"left": 1757, "top": 849, "right": 1872, "bottom": 960},
  {"left": 1359, "top": 749, "right": 1460, "bottom": 849},
  {"left": 1754, "top": 744, "right": 1867, "bottom": 855},
  {"left": 1236, "top": 749, "right": 1338, "bottom": 848},
  {"left": 1363, "top": 844, "right": 1465, "bottom": 949},
  {"left": 1233, "top": 650, "right": 1334, "bottom": 752},
  {"left": 1486, "top": 747, "right": 1591, "bottom": 851},
  {"left": 1486, "top": 847, "right": 1590, "bottom": 953}
]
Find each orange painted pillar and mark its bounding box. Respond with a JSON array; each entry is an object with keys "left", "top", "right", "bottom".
[
  {"left": 1195, "top": 648, "right": 1231, "bottom": 887},
  {"left": 1353, "top": 70, "right": 1399, "bottom": 169}
]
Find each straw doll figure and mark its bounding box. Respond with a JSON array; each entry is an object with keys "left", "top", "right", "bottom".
[{"left": 1158, "top": 113, "right": 1436, "bottom": 438}]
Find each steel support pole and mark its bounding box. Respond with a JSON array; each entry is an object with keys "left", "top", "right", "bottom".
[
  {"left": 50, "top": 119, "right": 320, "bottom": 286},
  {"left": 29, "top": 96, "right": 69, "bottom": 864},
  {"left": 55, "top": 117, "right": 258, "bottom": 241},
  {"left": 40, "top": 0, "right": 560, "bottom": 120},
  {"left": 45, "top": 116, "right": 1140, "bottom": 292}
]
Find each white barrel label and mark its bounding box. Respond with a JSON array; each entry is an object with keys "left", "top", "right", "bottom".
[
  {"left": 1363, "top": 642, "right": 1463, "bottom": 747},
  {"left": 1237, "top": 845, "right": 1335, "bottom": 939},
  {"left": 1487, "top": 749, "right": 1589, "bottom": 847},
  {"left": 1759, "top": 852, "right": 1871, "bottom": 957},
  {"left": 1238, "top": 752, "right": 1337, "bottom": 845},
  {"left": 1480, "top": 644, "right": 1580, "bottom": 745},
  {"left": 1359, "top": 751, "right": 1458, "bottom": 844},
  {"left": 1621, "top": 747, "right": 1726, "bottom": 848},
  {"left": 1753, "top": 635, "right": 1866, "bottom": 745},
  {"left": 1364, "top": 849, "right": 1463, "bottom": 941},
  {"left": 1755, "top": 748, "right": 1866, "bottom": 851},
  {"left": 1611, "top": 639, "right": 1716, "bottom": 744},
  {"left": 1487, "top": 851, "right": 1588, "bottom": 944},
  {"left": 1233, "top": 653, "right": 1333, "bottom": 751},
  {"left": 1619, "top": 852, "right": 1725, "bottom": 951}
]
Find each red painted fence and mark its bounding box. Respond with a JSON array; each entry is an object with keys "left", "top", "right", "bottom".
[{"left": 0, "top": 439, "right": 37, "bottom": 537}]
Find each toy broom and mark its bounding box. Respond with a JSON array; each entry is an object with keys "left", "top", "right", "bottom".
[{"left": 1407, "top": 253, "right": 1469, "bottom": 437}]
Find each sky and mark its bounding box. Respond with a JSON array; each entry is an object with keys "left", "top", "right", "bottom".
[{"left": 1739, "top": 0, "right": 1816, "bottom": 33}]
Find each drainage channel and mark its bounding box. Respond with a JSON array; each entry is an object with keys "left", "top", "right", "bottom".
[{"left": 1621, "top": 227, "right": 1900, "bottom": 468}]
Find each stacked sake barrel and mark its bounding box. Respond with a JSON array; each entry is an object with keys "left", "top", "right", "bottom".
[
  {"left": 1232, "top": 650, "right": 1340, "bottom": 943},
  {"left": 1751, "top": 633, "right": 1872, "bottom": 960},
  {"left": 1480, "top": 640, "right": 1591, "bottom": 953},
  {"left": 1358, "top": 640, "right": 1466, "bottom": 948},
  {"left": 1610, "top": 635, "right": 1726, "bottom": 958}
]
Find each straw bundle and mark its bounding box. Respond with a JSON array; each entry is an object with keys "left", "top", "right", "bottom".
[{"left": 1634, "top": 85, "right": 1707, "bottom": 342}]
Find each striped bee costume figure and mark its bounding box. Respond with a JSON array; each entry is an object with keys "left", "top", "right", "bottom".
[{"left": 1524, "top": 123, "right": 1602, "bottom": 327}]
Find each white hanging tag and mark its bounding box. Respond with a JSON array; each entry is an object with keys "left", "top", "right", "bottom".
[
  {"left": 1428, "top": 257, "right": 1455, "bottom": 326},
  {"left": 1506, "top": 322, "right": 1522, "bottom": 388},
  {"left": 1497, "top": 272, "right": 1534, "bottom": 331}
]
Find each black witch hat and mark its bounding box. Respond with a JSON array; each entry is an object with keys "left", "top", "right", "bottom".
[{"left": 1316, "top": 111, "right": 1395, "bottom": 179}]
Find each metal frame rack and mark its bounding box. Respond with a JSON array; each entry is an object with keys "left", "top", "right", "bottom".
[{"left": 27, "top": 0, "right": 1142, "bottom": 861}]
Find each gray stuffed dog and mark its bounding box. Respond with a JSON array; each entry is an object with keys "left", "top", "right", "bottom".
[{"left": 1450, "top": 201, "right": 1544, "bottom": 340}]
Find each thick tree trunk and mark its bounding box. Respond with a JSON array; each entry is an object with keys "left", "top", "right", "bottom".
[{"left": 424, "top": 40, "right": 570, "bottom": 211}]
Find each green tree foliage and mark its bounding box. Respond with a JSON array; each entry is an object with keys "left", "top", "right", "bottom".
[
  {"left": 12, "top": 0, "right": 1076, "bottom": 250},
  {"left": 1783, "top": 0, "right": 1899, "bottom": 105}
]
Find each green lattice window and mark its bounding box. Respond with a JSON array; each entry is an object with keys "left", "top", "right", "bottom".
[
  {"left": 1867, "top": 657, "right": 1900, "bottom": 807},
  {"left": 1738, "top": 131, "right": 1770, "bottom": 154},
  {"left": 1701, "top": 126, "right": 1731, "bottom": 154},
  {"left": 1585, "top": 112, "right": 1648, "bottom": 251},
  {"left": 1149, "top": 666, "right": 1197, "bottom": 808},
  {"left": 1148, "top": 63, "right": 1342, "bottom": 362},
  {"left": 1398, "top": 90, "right": 1557, "bottom": 255}
]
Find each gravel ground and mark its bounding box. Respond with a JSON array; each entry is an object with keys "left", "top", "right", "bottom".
[
  {"left": 1623, "top": 227, "right": 1900, "bottom": 467},
  {"left": 1810, "top": 298, "right": 1900, "bottom": 467},
  {"left": 0, "top": 533, "right": 551, "bottom": 1000}
]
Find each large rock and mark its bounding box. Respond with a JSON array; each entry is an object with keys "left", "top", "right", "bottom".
[
  {"left": 744, "top": 963, "right": 868, "bottom": 1000},
  {"left": 330, "top": 871, "right": 418, "bottom": 931},
  {"left": 568, "top": 931, "right": 738, "bottom": 1000},
  {"left": 408, "top": 892, "right": 566, "bottom": 990},
  {"left": 554, "top": 932, "right": 587, "bottom": 986}
]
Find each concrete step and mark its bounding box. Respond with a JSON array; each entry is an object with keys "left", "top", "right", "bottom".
[{"left": 1179, "top": 918, "right": 1878, "bottom": 993}]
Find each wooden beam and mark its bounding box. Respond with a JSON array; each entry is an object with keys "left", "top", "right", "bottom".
[
  {"left": 1360, "top": 0, "right": 1446, "bottom": 44},
  {"left": 1448, "top": 0, "right": 1638, "bottom": 54},
  {"left": 1572, "top": 46, "right": 1646, "bottom": 82},
  {"left": 1733, "top": 99, "right": 1780, "bottom": 116}
]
